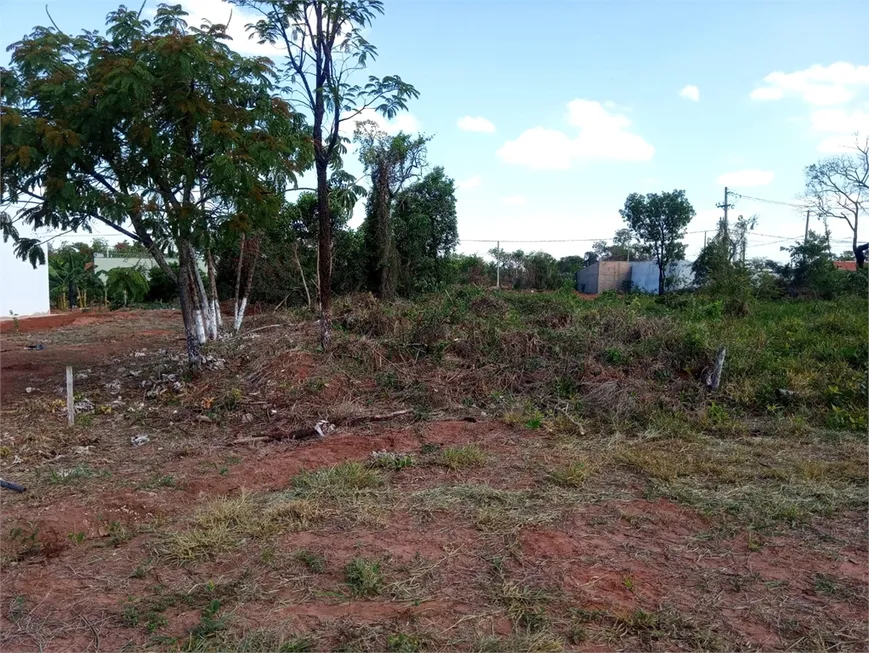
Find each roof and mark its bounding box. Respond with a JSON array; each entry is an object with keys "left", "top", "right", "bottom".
[{"left": 833, "top": 261, "right": 857, "bottom": 271}]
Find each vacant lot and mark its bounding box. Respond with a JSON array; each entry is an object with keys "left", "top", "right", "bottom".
[{"left": 1, "top": 291, "right": 866, "bottom": 652}]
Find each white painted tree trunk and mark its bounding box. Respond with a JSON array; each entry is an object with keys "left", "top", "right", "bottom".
[
  {"left": 213, "top": 299, "right": 223, "bottom": 330},
  {"left": 195, "top": 310, "right": 207, "bottom": 344},
  {"left": 234, "top": 297, "right": 248, "bottom": 333}
]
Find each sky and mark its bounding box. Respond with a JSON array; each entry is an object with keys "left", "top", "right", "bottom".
[{"left": 2, "top": 0, "right": 868, "bottom": 262}]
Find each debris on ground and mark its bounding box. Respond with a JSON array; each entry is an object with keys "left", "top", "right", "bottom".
[{"left": 130, "top": 434, "right": 150, "bottom": 447}]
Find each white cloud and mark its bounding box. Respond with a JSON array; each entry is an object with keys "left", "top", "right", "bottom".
[
  {"left": 679, "top": 85, "right": 700, "bottom": 102},
  {"left": 716, "top": 170, "right": 775, "bottom": 187},
  {"left": 457, "top": 116, "right": 496, "bottom": 133},
  {"left": 501, "top": 195, "right": 526, "bottom": 206},
  {"left": 750, "top": 62, "right": 869, "bottom": 106},
  {"left": 497, "top": 100, "right": 654, "bottom": 170},
  {"left": 457, "top": 175, "right": 483, "bottom": 190},
  {"left": 810, "top": 107, "right": 869, "bottom": 152}
]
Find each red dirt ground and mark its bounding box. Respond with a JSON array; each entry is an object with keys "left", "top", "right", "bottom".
[{"left": 0, "top": 311, "right": 866, "bottom": 652}]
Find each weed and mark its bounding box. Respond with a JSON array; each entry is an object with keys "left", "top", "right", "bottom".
[
  {"left": 67, "top": 531, "right": 86, "bottom": 545},
  {"left": 294, "top": 549, "right": 327, "bottom": 574},
  {"left": 139, "top": 473, "right": 177, "bottom": 490},
  {"left": 47, "top": 464, "right": 106, "bottom": 485},
  {"left": 370, "top": 450, "right": 415, "bottom": 470},
  {"left": 386, "top": 633, "right": 423, "bottom": 652},
  {"left": 473, "top": 631, "right": 563, "bottom": 652},
  {"left": 438, "top": 445, "right": 487, "bottom": 469},
  {"left": 345, "top": 558, "right": 383, "bottom": 597},
  {"left": 547, "top": 461, "right": 588, "bottom": 487},
  {"left": 179, "top": 599, "right": 227, "bottom": 651},
  {"left": 292, "top": 462, "right": 382, "bottom": 498}
]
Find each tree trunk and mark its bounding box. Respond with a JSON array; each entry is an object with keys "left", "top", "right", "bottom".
[
  {"left": 657, "top": 262, "right": 665, "bottom": 296},
  {"left": 374, "top": 163, "right": 395, "bottom": 301},
  {"left": 206, "top": 250, "right": 222, "bottom": 331},
  {"left": 177, "top": 243, "right": 202, "bottom": 362},
  {"left": 186, "top": 243, "right": 215, "bottom": 340},
  {"left": 234, "top": 235, "right": 260, "bottom": 333},
  {"left": 316, "top": 158, "right": 332, "bottom": 349},
  {"left": 233, "top": 233, "right": 246, "bottom": 327}
]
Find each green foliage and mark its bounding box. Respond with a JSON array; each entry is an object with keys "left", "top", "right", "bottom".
[
  {"left": 104, "top": 266, "right": 150, "bottom": 306},
  {"left": 2, "top": 4, "right": 309, "bottom": 356},
  {"left": 356, "top": 122, "right": 430, "bottom": 300},
  {"left": 620, "top": 190, "right": 695, "bottom": 295},
  {"left": 344, "top": 558, "right": 383, "bottom": 597},
  {"left": 392, "top": 167, "right": 459, "bottom": 296},
  {"left": 146, "top": 263, "right": 180, "bottom": 303}
]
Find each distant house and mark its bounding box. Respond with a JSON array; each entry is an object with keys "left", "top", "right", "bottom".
[
  {"left": 92, "top": 252, "right": 207, "bottom": 276},
  {"left": 833, "top": 261, "right": 857, "bottom": 272},
  {"left": 0, "top": 232, "right": 49, "bottom": 317},
  {"left": 576, "top": 260, "right": 694, "bottom": 294},
  {"left": 576, "top": 262, "right": 631, "bottom": 294}
]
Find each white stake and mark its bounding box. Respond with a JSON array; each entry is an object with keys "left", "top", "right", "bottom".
[{"left": 66, "top": 366, "right": 74, "bottom": 427}]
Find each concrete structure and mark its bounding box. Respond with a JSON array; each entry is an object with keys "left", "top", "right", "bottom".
[
  {"left": 576, "top": 261, "right": 632, "bottom": 294},
  {"left": 575, "top": 260, "right": 695, "bottom": 294},
  {"left": 92, "top": 253, "right": 206, "bottom": 275},
  {"left": 630, "top": 261, "right": 695, "bottom": 293},
  {"left": 0, "top": 236, "right": 50, "bottom": 317}
]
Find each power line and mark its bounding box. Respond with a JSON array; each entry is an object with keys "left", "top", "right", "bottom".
[{"left": 730, "top": 191, "right": 807, "bottom": 209}]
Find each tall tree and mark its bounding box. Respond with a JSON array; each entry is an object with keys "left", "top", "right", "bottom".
[
  {"left": 355, "top": 122, "right": 428, "bottom": 300},
  {"left": 392, "top": 166, "right": 458, "bottom": 295},
  {"left": 619, "top": 190, "right": 695, "bottom": 295},
  {"left": 1, "top": 5, "right": 308, "bottom": 360},
  {"left": 804, "top": 134, "right": 868, "bottom": 267},
  {"left": 236, "top": 0, "right": 418, "bottom": 345}
]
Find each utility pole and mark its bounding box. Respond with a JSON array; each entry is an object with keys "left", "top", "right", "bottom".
[{"left": 716, "top": 186, "right": 736, "bottom": 244}]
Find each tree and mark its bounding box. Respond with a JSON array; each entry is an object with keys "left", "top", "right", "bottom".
[
  {"left": 392, "top": 167, "right": 458, "bottom": 296},
  {"left": 619, "top": 190, "right": 695, "bottom": 295},
  {"left": 1, "top": 5, "right": 308, "bottom": 360},
  {"left": 236, "top": 0, "right": 418, "bottom": 346},
  {"left": 804, "top": 134, "right": 868, "bottom": 267},
  {"left": 103, "top": 266, "right": 150, "bottom": 306},
  {"left": 355, "top": 122, "right": 428, "bottom": 300}
]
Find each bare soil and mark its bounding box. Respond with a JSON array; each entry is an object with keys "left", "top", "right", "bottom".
[{"left": 0, "top": 309, "right": 865, "bottom": 652}]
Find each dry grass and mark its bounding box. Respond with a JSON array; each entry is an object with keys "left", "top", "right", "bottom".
[{"left": 162, "top": 491, "right": 324, "bottom": 561}]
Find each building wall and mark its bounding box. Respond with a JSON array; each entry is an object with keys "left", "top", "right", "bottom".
[
  {"left": 92, "top": 254, "right": 207, "bottom": 275},
  {"left": 630, "top": 261, "right": 694, "bottom": 293},
  {"left": 0, "top": 239, "right": 50, "bottom": 317},
  {"left": 576, "top": 264, "right": 599, "bottom": 293},
  {"left": 597, "top": 262, "right": 632, "bottom": 292}
]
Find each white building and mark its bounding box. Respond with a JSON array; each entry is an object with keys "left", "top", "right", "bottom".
[{"left": 0, "top": 236, "right": 50, "bottom": 317}]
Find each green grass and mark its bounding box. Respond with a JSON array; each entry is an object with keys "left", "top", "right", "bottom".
[
  {"left": 546, "top": 461, "right": 589, "bottom": 488},
  {"left": 294, "top": 549, "right": 327, "bottom": 573},
  {"left": 437, "top": 445, "right": 488, "bottom": 469},
  {"left": 345, "top": 558, "right": 384, "bottom": 597}
]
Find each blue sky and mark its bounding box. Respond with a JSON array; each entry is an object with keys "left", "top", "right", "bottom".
[{"left": 2, "top": 0, "right": 867, "bottom": 261}]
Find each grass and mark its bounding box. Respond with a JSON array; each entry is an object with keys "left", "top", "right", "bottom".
[
  {"left": 294, "top": 549, "right": 327, "bottom": 573},
  {"left": 163, "top": 491, "right": 323, "bottom": 561},
  {"left": 345, "top": 558, "right": 384, "bottom": 597},
  {"left": 411, "top": 484, "right": 564, "bottom": 533},
  {"left": 546, "top": 461, "right": 589, "bottom": 487},
  {"left": 616, "top": 433, "right": 867, "bottom": 528},
  {"left": 292, "top": 461, "right": 383, "bottom": 498},
  {"left": 437, "top": 445, "right": 488, "bottom": 470}
]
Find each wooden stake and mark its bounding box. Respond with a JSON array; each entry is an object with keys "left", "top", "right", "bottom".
[{"left": 66, "top": 365, "right": 74, "bottom": 426}]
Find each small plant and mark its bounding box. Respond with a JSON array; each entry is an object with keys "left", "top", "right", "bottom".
[
  {"left": 67, "top": 531, "right": 86, "bottom": 545},
  {"left": 345, "top": 558, "right": 383, "bottom": 597},
  {"left": 386, "top": 633, "right": 422, "bottom": 652},
  {"left": 47, "top": 464, "right": 100, "bottom": 485},
  {"left": 420, "top": 442, "right": 441, "bottom": 455},
  {"left": 438, "top": 445, "right": 487, "bottom": 469},
  {"left": 294, "top": 549, "right": 327, "bottom": 574},
  {"left": 547, "top": 461, "right": 589, "bottom": 488},
  {"left": 370, "top": 450, "right": 415, "bottom": 470},
  {"left": 747, "top": 532, "right": 764, "bottom": 552},
  {"left": 623, "top": 575, "right": 635, "bottom": 592},
  {"left": 181, "top": 599, "right": 226, "bottom": 650}
]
